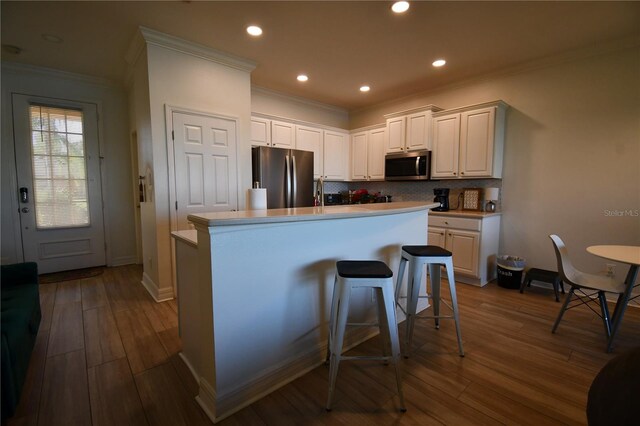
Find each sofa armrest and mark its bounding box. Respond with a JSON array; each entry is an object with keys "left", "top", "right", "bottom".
[{"left": 1, "top": 262, "right": 38, "bottom": 289}]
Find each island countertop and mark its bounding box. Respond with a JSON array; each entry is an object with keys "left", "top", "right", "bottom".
[{"left": 187, "top": 201, "right": 439, "bottom": 227}]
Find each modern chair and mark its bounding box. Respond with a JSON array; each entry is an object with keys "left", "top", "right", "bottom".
[{"left": 549, "top": 235, "right": 626, "bottom": 340}]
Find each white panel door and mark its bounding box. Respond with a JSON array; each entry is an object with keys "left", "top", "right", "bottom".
[
  {"left": 295, "top": 125, "right": 323, "bottom": 179},
  {"left": 431, "top": 114, "right": 460, "bottom": 179},
  {"left": 13, "top": 94, "right": 106, "bottom": 273},
  {"left": 172, "top": 111, "right": 238, "bottom": 230},
  {"left": 427, "top": 227, "right": 446, "bottom": 248},
  {"left": 406, "top": 111, "right": 429, "bottom": 151},
  {"left": 368, "top": 128, "right": 386, "bottom": 180},
  {"left": 459, "top": 107, "right": 495, "bottom": 178}
]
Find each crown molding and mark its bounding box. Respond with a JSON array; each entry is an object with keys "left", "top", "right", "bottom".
[
  {"left": 383, "top": 104, "right": 443, "bottom": 119},
  {"left": 132, "top": 26, "right": 256, "bottom": 73},
  {"left": 251, "top": 86, "right": 348, "bottom": 115},
  {"left": 1, "top": 61, "right": 121, "bottom": 89}
]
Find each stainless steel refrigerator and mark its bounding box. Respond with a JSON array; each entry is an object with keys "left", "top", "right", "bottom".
[{"left": 252, "top": 146, "right": 315, "bottom": 208}]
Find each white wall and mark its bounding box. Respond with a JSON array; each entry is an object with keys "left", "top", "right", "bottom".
[
  {"left": 251, "top": 87, "right": 349, "bottom": 129},
  {"left": 350, "top": 45, "right": 640, "bottom": 276},
  {"left": 1, "top": 62, "right": 137, "bottom": 266},
  {"left": 127, "top": 33, "right": 253, "bottom": 300}
]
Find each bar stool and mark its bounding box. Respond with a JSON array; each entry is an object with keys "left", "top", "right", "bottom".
[
  {"left": 395, "top": 245, "right": 464, "bottom": 357},
  {"left": 326, "top": 260, "right": 406, "bottom": 412}
]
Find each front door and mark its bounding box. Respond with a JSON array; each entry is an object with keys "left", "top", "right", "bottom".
[
  {"left": 13, "top": 94, "right": 106, "bottom": 274},
  {"left": 171, "top": 111, "right": 238, "bottom": 230}
]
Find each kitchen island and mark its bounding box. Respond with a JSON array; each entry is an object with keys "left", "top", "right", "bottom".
[{"left": 172, "top": 202, "right": 437, "bottom": 422}]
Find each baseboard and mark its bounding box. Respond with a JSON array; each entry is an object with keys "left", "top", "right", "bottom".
[
  {"left": 195, "top": 327, "right": 378, "bottom": 423},
  {"left": 140, "top": 272, "right": 174, "bottom": 302},
  {"left": 109, "top": 255, "right": 137, "bottom": 267}
]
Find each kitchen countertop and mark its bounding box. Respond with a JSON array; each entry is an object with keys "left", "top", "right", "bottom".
[
  {"left": 430, "top": 209, "right": 502, "bottom": 218},
  {"left": 187, "top": 201, "right": 439, "bottom": 227}
]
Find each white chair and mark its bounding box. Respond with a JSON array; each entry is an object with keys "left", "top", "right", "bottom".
[{"left": 549, "top": 235, "right": 626, "bottom": 340}]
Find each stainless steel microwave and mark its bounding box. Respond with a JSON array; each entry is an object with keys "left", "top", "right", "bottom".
[{"left": 384, "top": 150, "right": 431, "bottom": 181}]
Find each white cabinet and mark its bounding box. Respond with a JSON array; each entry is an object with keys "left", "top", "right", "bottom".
[
  {"left": 323, "top": 130, "right": 349, "bottom": 180},
  {"left": 385, "top": 105, "right": 442, "bottom": 153},
  {"left": 431, "top": 101, "right": 507, "bottom": 179},
  {"left": 271, "top": 119, "right": 296, "bottom": 148},
  {"left": 250, "top": 117, "right": 295, "bottom": 148},
  {"left": 351, "top": 126, "right": 385, "bottom": 181},
  {"left": 428, "top": 213, "right": 501, "bottom": 287},
  {"left": 295, "top": 125, "right": 323, "bottom": 179},
  {"left": 250, "top": 117, "right": 271, "bottom": 147}
]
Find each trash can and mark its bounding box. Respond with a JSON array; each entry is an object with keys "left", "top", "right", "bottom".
[{"left": 497, "top": 255, "right": 526, "bottom": 289}]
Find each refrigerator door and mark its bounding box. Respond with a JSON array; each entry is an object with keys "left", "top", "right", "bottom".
[
  {"left": 252, "top": 146, "right": 289, "bottom": 209},
  {"left": 290, "top": 149, "right": 314, "bottom": 208}
]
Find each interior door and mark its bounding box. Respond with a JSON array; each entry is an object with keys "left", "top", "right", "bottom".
[
  {"left": 172, "top": 111, "right": 238, "bottom": 230},
  {"left": 13, "top": 94, "right": 106, "bottom": 274}
]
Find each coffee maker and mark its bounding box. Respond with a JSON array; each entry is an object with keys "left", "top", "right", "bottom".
[{"left": 433, "top": 188, "right": 450, "bottom": 211}]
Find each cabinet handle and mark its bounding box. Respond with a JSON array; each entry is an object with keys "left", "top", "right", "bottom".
[
  {"left": 453, "top": 172, "right": 457, "bottom": 175},
  {"left": 461, "top": 172, "right": 465, "bottom": 175},
  {"left": 445, "top": 221, "right": 449, "bottom": 225}
]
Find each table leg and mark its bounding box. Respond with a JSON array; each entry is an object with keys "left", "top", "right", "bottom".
[{"left": 606, "top": 265, "right": 639, "bottom": 352}]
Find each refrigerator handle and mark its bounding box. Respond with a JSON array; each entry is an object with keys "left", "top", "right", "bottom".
[
  {"left": 285, "top": 154, "right": 292, "bottom": 208},
  {"left": 291, "top": 155, "right": 298, "bottom": 207}
]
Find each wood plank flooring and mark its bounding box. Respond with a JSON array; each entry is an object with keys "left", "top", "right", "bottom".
[{"left": 6, "top": 264, "right": 640, "bottom": 425}]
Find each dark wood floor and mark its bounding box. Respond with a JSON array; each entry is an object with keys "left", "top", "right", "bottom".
[{"left": 6, "top": 264, "right": 640, "bottom": 425}]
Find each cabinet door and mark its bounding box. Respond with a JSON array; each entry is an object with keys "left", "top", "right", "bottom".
[
  {"left": 271, "top": 120, "right": 295, "bottom": 148},
  {"left": 459, "top": 107, "right": 495, "bottom": 178},
  {"left": 428, "top": 227, "right": 446, "bottom": 248},
  {"left": 323, "top": 130, "right": 347, "bottom": 180},
  {"left": 386, "top": 117, "right": 405, "bottom": 153},
  {"left": 295, "top": 125, "right": 323, "bottom": 179},
  {"left": 351, "top": 131, "right": 368, "bottom": 180},
  {"left": 251, "top": 117, "right": 271, "bottom": 146},
  {"left": 431, "top": 113, "right": 460, "bottom": 178},
  {"left": 406, "top": 111, "right": 430, "bottom": 151},
  {"left": 368, "top": 128, "right": 386, "bottom": 180},
  {"left": 446, "top": 229, "right": 480, "bottom": 277}
]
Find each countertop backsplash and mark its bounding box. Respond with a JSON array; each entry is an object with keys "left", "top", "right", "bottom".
[{"left": 322, "top": 179, "right": 503, "bottom": 211}]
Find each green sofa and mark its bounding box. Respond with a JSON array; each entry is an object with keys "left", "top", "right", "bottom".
[{"left": 1, "top": 262, "right": 41, "bottom": 421}]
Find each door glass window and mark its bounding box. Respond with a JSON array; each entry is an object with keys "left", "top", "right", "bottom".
[{"left": 29, "top": 105, "right": 90, "bottom": 228}]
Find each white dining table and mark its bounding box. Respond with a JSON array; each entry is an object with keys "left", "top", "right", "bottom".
[{"left": 587, "top": 245, "right": 640, "bottom": 352}]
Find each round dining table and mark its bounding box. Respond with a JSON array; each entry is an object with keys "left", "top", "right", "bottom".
[{"left": 587, "top": 245, "right": 640, "bottom": 352}]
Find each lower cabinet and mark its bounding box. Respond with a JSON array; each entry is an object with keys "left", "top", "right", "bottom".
[{"left": 428, "top": 213, "right": 501, "bottom": 286}]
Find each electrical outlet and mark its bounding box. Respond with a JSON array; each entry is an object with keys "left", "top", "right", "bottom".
[{"left": 606, "top": 263, "right": 616, "bottom": 277}]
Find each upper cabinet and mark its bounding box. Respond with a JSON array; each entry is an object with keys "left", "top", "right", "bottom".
[
  {"left": 323, "top": 130, "right": 349, "bottom": 180},
  {"left": 351, "top": 126, "right": 385, "bottom": 181},
  {"left": 250, "top": 117, "right": 296, "bottom": 148},
  {"left": 431, "top": 101, "right": 508, "bottom": 179},
  {"left": 295, "top": 125, "right": 323, "bottom": 179},
  {"left": 385, "top": 105, "right": 442, "bottom": 153}
]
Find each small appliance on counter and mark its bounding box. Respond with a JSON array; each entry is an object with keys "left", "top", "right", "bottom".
[
  {"left": 432, "top": 188, "right": 450, "bottom": 211},
  {"left": 324, "top": 193, "right": 343, "bottom": 206}
]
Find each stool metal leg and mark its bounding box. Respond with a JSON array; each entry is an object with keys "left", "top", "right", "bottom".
[
  {"left": 381, "top": 281, "right": 406, "bottom": 412},
  {"left": 444, "top": 258, "right": 464, "bottom": 357},
  {"left": 375, "top": 288, "right": 390, "bottom": 362},
  {"left": 404, "top": 259, "right": 422, "bottom": 356},
  {"left": 428, "top": 263, "right": 441, "bottom": 329},
  {"left": 326, "top": 280, "right": 351, "bottom": 411},
  {"left": 326, "top": 274, "right": 340, "bottom": 364},
  {"left": 395, "top": 257, "right": 408, "bottom": 306}
]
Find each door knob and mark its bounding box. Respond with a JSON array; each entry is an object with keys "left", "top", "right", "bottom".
[{"left": 21, "top": 207, "right": 29, "bottom": 213}]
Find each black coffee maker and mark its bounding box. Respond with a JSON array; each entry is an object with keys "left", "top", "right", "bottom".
[{"left": 433, "top": 188, "right": 450, "bottom": 211}]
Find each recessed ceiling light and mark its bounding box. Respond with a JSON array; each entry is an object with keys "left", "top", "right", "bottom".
[
  {"left": 432, "top": 59, "right": 446, "bottom": 67},
  {"left": 391, "top": 1, "right": 410, "bottom": 13},
  {"left": 360, "top": 85, "right": 370, "bottom": 92},
  {"left": 246, "top": 26, "right": 263, "bottom": 37},
  {"left": 297, "top": 74, "right": 309, "bottom": 82},
  {"left": 42, "top": 34, "right": 63, "bottom": 43}
]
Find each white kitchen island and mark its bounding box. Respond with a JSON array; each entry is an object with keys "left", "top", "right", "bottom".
[{"left": 171, "top": 201, "right": 437, "bottom": 422}]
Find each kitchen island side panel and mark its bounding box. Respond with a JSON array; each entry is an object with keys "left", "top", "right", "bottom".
[{"left": 186, "top": 207, "right": 429, "bottom": 421}]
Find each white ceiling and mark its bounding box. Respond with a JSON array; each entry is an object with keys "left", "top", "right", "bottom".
[{"left": 2, "top": 1, "right": 639, "bottom": 111}]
